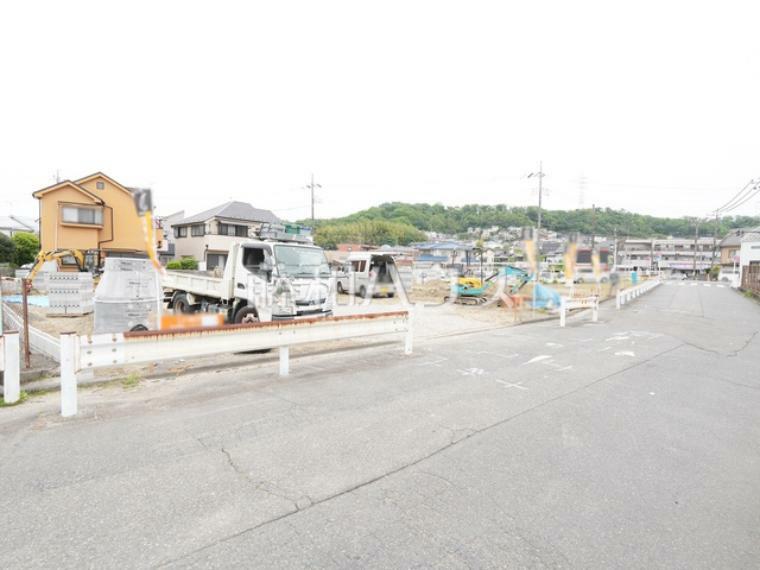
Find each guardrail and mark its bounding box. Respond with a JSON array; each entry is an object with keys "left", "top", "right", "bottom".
[
  {"left": 60, "top": 310, "right": 412, "bottom": 417},
  {"left": 0, "top": 331, "right": 20, "bottom": 404},
  {"left": 616, "top": 279, "right": 661, "bottom": 309},
  {"left": 559, "top": 296, "right": 599, "bottom": 327},
  {"left": 2, "top": 302, "right": 60, "bottom": 362}
]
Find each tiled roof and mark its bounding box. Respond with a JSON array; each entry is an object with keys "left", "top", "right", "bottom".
[{"left": 176, "top": 201, "right": 280, "bottom": 225}]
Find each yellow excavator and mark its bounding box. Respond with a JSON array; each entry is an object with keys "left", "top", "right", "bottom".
[{"left": 25, "top": 249, "right": 99, "bottom": 290}]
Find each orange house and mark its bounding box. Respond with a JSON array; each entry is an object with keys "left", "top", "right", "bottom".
[{"left": 32, "top": 172, "right": 149, "bottom": 264}]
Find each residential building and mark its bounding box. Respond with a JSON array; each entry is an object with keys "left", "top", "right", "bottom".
[
  {"left": 32, "top": 172, "right": 149, "bottom": 262},
  {"left": 155, "top": 210, "right": 184, "bottom": 264},
  {"left": 171, "top": 201, "right": 279, "bottom": 270},
  {"left": 739, "top": 230, "right": 760, "bottom": 289},
  {"left": 412, "top": 240, "right": 474, "bottom": 267},
  {"left": 719, "top": 228, "right": 756, "bottom": 267},
  {"left": 0, "top": 215, "right": 38, "bottom": 237},
  {"left": 617, "top": 237, "right": 715, "bottom": 274}
]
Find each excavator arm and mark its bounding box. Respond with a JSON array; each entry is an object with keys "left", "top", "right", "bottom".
[{"left": 26, "top": 249, "right": 88, "bottom": 286}]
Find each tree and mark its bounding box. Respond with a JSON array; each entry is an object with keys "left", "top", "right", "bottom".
[
  {"left": 0, "top": 233, "right": 15, "bottom": 264},
  {"left": 11, "top": 232, "right": 39, "bottom": 266}
]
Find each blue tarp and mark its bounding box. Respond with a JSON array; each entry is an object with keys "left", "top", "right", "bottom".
[{"left": 2, "top": 295, "right": 50, "bottom": 307}]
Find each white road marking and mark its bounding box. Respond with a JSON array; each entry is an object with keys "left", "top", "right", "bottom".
[
  {"left": 476, "top": 351, "right": 519, "bottom": 359},
  {"left": 690, "top": 282, "right": 698, "bottom": 287},
  {"left": 649, "top": 392, "right": 656, "bottom": 396},
  {"left": 703, "top": 283, "right": 711, "bottom": 288},
  {"left": 606, "top": 335, "right": 630, "bottom": 341},
  {"left": 495, "top": 379, "right": 528, "bottom": 390},
  {"left": 599, "top": 346, "right": 612, "bottom": 352},
  {"left": 679, "top": 282, "right": 686, "bottom": 286},
  {"left": 524, "top": 355, "right": 552, "bottom": 365},
  {"left": 717, "top": 284, "right": 725, "bottom": 288},
  {"left": 415, "top": 358, "right": 449, "bottom": 367},
  {"left": 545, "top": 342, "right": 563, "bottom": 348},
  {"left": 458, "top": 368, "right": 485, "bottom": 376},
  {"left": 615, "top": 351, "right": 636, "bottom": 357}
]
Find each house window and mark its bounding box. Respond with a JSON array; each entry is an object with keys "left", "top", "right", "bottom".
[
  {"left": 61, "top": 205, "right": 103, "bottom": 225},
  {"left": 96, "top": 181, "right": 105, "bottom": 190},
  {"left": 174, "top": 226, "right": 188, "bottom": 238},
  {"left": 218, "top": 223, "right": 248, "bottom": 237},
  {"left": 191, "top": 224, "right": 205, "bottom": 237}
]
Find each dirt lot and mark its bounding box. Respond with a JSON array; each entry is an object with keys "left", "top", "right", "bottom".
[{"left": 6, "top": 277, "right": 631, "bottom": 340}]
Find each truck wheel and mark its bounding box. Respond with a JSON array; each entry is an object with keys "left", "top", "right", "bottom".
[
  {"left": 173, "top": 293, "right": 192, "bottom": 314},
  {"left": 337, "top": 282, "right": 345, "bottom": 294},
  {"left": 358, "top": 285, "right": 367, "bottom": 298},
  {"left": 234, "top": 306, "right": 259, "bottom": 324}
]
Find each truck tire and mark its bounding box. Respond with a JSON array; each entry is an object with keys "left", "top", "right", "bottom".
[
  {"left": 234, "top": 306, "right": 258, "bottom": 324},
  {"left": 337, "top": 281, "right": 345, "bottom": 294},
  {"left": 173, "top": 293, "right": 192, "bottom": 314},
  {"left": 358, "top": 285, "right": 367, "bottom": 298}
]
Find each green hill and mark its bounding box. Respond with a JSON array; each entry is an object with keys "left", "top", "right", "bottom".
[{"left": 299, "top": 203, "right": 760, "bottom": 248}]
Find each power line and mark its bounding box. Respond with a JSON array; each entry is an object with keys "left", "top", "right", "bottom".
[{"left": 715, "top": 179, "right": 757, "bottom": 214}]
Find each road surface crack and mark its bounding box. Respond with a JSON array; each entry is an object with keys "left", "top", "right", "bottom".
[{"left": 156, "top": 342, "right": 685, "bottom": 568}]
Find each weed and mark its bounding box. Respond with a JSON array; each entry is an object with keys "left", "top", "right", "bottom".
[
  {"left": 121, "top": 373, "right": 141, "bottom": 390},
  {"left": 0, "top": 390, "right": 29, "bottom": 407}
]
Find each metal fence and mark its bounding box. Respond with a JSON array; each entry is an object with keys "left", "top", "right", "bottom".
[{"left": 742, "top": 265, "right": 760, "bottom": 295}]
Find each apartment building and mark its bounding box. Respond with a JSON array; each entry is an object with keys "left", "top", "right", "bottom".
[{"left": 617, "top": 237, "right": 715, "bottom": 274}]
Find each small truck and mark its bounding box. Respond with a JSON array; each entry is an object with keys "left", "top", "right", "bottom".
[{"left": 162, "top": 224, "right": 334, "bottom": 323}]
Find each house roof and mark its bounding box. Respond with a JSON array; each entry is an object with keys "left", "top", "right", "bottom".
[
  {"left": 741, "top": 231, "right": 760, "bottom": 243},
  {"left": 76, "top": 172, "right": 135, "bottom": 197},
  {"left": 175, "top": 201, "right": 280, "bottom": 226},
  {"left": 32, "top": 180, "right": 104, "bottom": 203},
  {"left": 414, "top": 240, "right": 473, "bottom": 251},
  {"left": 0, "top": 215, "right": 37, "bottom": 233},
  {"left": 720, "top": 227, "right": 760, "bottom": 247}
]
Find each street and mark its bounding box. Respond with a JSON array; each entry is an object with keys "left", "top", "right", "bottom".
[{"left": 1, "top": 282, "right": 759, "bottom": 568}]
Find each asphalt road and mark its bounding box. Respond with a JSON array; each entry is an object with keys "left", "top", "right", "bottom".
[{"left": 1, "top": 281, "right": 758, "bottom": 568}]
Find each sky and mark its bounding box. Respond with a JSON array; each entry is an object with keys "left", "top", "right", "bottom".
[{"left": 1, "top": 0, "right": 759, "bottom": 223}]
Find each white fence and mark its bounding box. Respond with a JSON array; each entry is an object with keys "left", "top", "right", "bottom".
[
  {"left": 60, "top": 310, "right": 412, "bottom": 417},
  {"left": 616, "top": 279, "right": 661, "bottom": 309},
  {"left": 2, "top": 302, "right": 61, "bottom": 362},
  {"left": 0, "top": 332, "right": 20, "bottom": 404},
  {"left": 559, "top": 296, "right": 599, "bottom": 327}
]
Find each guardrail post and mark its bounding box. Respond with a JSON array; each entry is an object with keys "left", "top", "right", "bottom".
[
  {"left": 60, "top": 332, "right": 78, "bottom": 417},
  {"left": 2, "top": 331, "right": 20, "bottom": 404},
  {"left": 404, "top": 312, "right": 414, "bottom": 355},
  {"left": 559, "top": 297, "right": 567, "bottom": 327},
  {"left": 279, "top": 346, "right": 290, "bottom": 377},
  {"left": 592, "top": 299, "right": 599, "bottom": 322},
  {"left": 616, "top": 290, "right": 621, "bottom": 310}
]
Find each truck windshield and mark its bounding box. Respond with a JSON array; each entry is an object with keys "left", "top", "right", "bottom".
[{"left": 274, "top": 245, "right": 331, "bottom": 278}]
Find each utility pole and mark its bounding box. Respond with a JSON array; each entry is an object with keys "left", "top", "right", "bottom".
[
  {"left": 527, "top": 161, "right": 545, "bottom": 254},
  {"left": 693, "top": 218, "right": 701, "bottom": 278},
  {"left": 712, "top": 211, "right": 719, "bottom": 271},
  {"left": 304, "top": 174, "right": 322, "bottom": 221},
  {"left": 591, "top": 203, "right": 597, "bottom": 250}
]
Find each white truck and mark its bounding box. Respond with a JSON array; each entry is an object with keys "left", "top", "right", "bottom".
[{"left": 162, "top": 226, "right": 334, "bottom": 323}]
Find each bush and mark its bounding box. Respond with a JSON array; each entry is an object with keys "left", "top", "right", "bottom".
[
  {"left": 180, "top": 257, "right": 198, "bottom": 270},
  {"left": 167, "top": 257, "right": 198, "bottom": 270},
  {"left": 0, "top": 233, "right": 14, "bottom": 264},
  {"left": 11, "top": 232, "right": 39, "bottom": 266}
]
